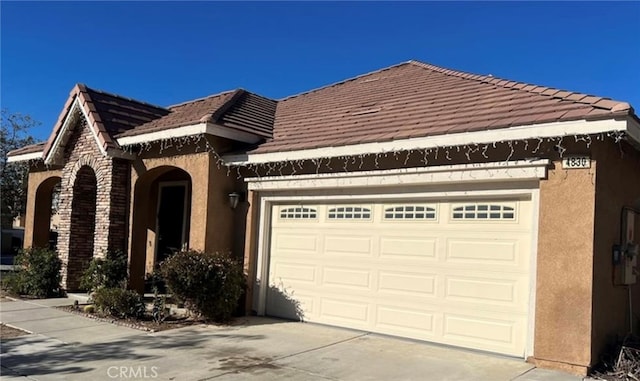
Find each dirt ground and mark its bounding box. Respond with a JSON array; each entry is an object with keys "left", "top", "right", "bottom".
[
  {"left": 0, "top": 293, "right": 14, "bottom": 302},
  {"left": 57, "top": 305, "right": 202, "bottom": 332},
  {"left": 0, "top": 324, "right": 30, "bottom": 340}
]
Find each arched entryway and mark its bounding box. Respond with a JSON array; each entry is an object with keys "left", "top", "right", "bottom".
[
  {"left": 67, "top": 165, "right": 97, "bottom": 290},
  {"left": 130, "top": 166, "right": 192, "bottom": 292},
  {"left": 31, "top": 176, "right": 61, "bottom": 250}
]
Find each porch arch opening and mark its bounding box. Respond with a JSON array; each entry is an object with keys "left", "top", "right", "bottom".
[
  {"left": 130, "top": 166, "right": 192, "bottom": 292},
  {"left": 31, "top": 176, "right": 61, "bottom": 250}
]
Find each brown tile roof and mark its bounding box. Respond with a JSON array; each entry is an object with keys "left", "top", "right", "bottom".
[
  {"left": 8, "top": 60, "right": 635, "bottom": 161},
  {"left": 42, "top": 84, "right": 169, "bottom": 159},
  {"left": 7, "top": 142, "right": 45, "bottom": 157},
  {"left": 217, "top": 91, "right": 276, "bottom": 139},
  {"left": 85, "top": 86, "right": 171, "bottom": 138},
  {"left": 116, "top": 90, "right": 235, "bottom": 137},
  {"left": 116, "top": 89, "right": 276, "bottom": 139},
  {"left": 250, "top": 60, "right": 634, "bottom": 154}
]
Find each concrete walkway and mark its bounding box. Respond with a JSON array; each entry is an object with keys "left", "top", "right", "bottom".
[{"left": 1, "top": 297, "right": 583, "bottom": 381}]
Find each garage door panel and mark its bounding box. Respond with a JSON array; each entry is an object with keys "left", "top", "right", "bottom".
[
  {"left": 377, "top": 271, "right": 437, "bottom": 297},
  {"left": 321, "top": 267, "right": 372, "bottom": 289},
  {"left": 320, "top": 298, "right": 370, "bottom": 323},
  {"left": 376, "top": 305, "right": 437, "bottom": 334},
  {"left": 447, "top": 239, "right": 518, "bottom": 263},
  {"left": 445, "top": 276, "right": 517, "bottom": 303},
  {"left": 379, "top": 236, "right": 438, "bottom": 260},
  {"left": 267, "top": 198, "right": 532, "bottom": 357},
  {"left": 266, "top": 287, "right": 311, "bottom": 320},
  {"left": 274, "top": 233, "right": 319, "bottom": 253},
  {"left": 443, "top": 312, "right": 525, "bottom": 353},
  {"left": 270, "top": 262, "right": 316, "bottom": 283},
  {"left": 323, "top": 235, "right": 373, "bottom": 256}
]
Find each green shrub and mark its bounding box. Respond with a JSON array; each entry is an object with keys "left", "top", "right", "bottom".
[
  {"left": 83, "top": 305, "right": 95, "bottom": 313},
  {"left": 160, "top": 250, "right": 245, "bottom": 322},
  {"left": 79, "top": 250, "right": 128, "bottom": 292},
  {"left": 1, "top": 247, "right": 64, "bottom": 298},
  {"left": 144, "top": 271, "right": 167, "bottom": 294},
  {"left": 92, "top": 287, "right": 145, "bottom": 318}
]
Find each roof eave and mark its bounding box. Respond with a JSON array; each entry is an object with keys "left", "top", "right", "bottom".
[
  {"left": 43, "top": 98, "right": 84, "bottom": 165},
  {"left": 224, "top": 117, "right": 638, "bottom": 165},
  {"left": 115, "top": 121, "right": 264, "bottom": 147},
  {"left": 627, "top": 116, "right": 640, "bottom": 150},
  {"left": 6, "top": 151, "right": 44, "bottom": 163}
]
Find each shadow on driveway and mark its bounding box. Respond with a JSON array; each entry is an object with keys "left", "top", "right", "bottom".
[{"left": 0, "top": 326, "right": 266, "bottom": 378}]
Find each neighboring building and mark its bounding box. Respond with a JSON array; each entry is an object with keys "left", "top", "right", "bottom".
[{"left": 7, "top": 61, "right": 640, "bottom": 375}]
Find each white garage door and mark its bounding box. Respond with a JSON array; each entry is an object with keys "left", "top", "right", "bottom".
[{"left": 266, "top": 198, "right": 533, "bottom": 356}]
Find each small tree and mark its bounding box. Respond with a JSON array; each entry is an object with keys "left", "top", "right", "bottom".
[{"left": 1, "top": 109, "right": 38, "bottom": 229}]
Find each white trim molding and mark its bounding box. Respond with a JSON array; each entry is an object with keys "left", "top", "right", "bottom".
[
  {"left": 7, "top": 151, "right": 44, "bottom": 163},
  {"left": 44, "top": 97, "right": 115, "bottom": 165},
  {"left": 246, "top": 159, "right": 550, "bottom": 191},
  {"left": 628, "top": 118, "right": 640, "bottom": 149},
  {"left": 116, "top": 122, "right": 262, "bottom": 146},
  {"left": 44, "top": 98, "right": 83, "bottom": 165},
  {"left": 226, "top": 118, "right": 635, "bottom": 165}
]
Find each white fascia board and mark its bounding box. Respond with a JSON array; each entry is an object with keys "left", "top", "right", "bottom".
[
  {"left": 206, "top": 124, "right": 263, "bottom": 144},
  {"left": 246, "top": 159, "right": 550, "bottom": 191},
  {"left": 116, "top": 122, "right": 262, "bottom": 146},
  {"left": 7, "top": 151, "right": 44, "bottom": 163},
  {"left": 225, "top": 118, "right": 631, "bottom": 165},
  {"left": 116, "top": 123, "right": 208, "bottom": 146},
  {"left": 627, "top": 118, "right": 640, "bottom": 147},
  {"left": 44, "top": 99, "right": 80, "bottom": 165}
]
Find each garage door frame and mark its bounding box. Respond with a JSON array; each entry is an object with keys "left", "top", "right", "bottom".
[{"left": 247, "top": 160, "right": 548, "bottom": 358}]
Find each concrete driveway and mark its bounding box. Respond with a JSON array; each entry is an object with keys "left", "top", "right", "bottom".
[{"left": 1, "top": 298, "right": 582, "bottom": 381}]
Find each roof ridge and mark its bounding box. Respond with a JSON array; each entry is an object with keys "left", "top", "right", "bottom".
[
  {"left": 81, "top": 84, "right": 170, "bottom": 111},
  {"left": 279, "top": 61, "right": 414, "bottom": 102},
  {"left": 201, "top": 89, "right": 246, "bottom": 123},
  {"left": 168, "top": 89, "right": 237, "bottom": 109},
  {"left": 407, "top": 60, "right": 631, "bottom": 112}
]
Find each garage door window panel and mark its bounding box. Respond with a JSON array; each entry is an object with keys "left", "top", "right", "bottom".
[
  {"left": 384, "top": 204, "right": 438, "bottom": 221},
  {"left": 327, "top": 206, "right": 372, "bottom": 220},
  {"left": 279, "top": 206, "right": 318, "bottom": 220},
  {"left": 451, "top": 203, "right": 517, "bottom": 221}
]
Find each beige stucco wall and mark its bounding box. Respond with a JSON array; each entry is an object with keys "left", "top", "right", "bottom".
[
  {"left": 534, "top": 163, "right": 596, "bottom": 373},
  {"left": 23, "top": 168, "right": 62, "bottom": 249},
  {"left": 242, "top": 189, "right": 260, "bottom": 313},
  {"left": 591, "top": 140, "right": 640, "bottom": 362},
  {"left": 127, "top": 137, "right": 237, "bottom": 292}
]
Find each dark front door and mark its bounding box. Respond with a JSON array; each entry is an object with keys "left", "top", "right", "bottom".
[{"left": 156, "top": 184, "right": 187, "bottom": 264}]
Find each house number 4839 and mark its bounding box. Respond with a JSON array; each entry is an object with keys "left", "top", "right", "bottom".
[{"left": 562, "top": 156, "right": 591, "bottom": 169}]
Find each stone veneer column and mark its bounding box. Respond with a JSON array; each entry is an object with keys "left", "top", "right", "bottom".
[
  {"left": 56, "top": 118, "right": 130, "bottom": 290},
  {"left": 108, "top": 159, "right": 130, "bottom": 254}
]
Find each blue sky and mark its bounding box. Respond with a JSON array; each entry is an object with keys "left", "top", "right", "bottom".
[{"left": 2, "top": 1, "right": 639, "bottom": 141}]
